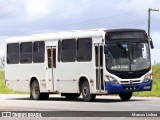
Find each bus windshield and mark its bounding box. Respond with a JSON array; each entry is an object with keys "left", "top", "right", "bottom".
[{"left": 105, "top": 42, "right": 150, "bottom": 72}]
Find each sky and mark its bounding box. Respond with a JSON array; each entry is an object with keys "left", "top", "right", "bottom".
[{"left": 0, "top": 0, "right": 160, "bottom": 64}]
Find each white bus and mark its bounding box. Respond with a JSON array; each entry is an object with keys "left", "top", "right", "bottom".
[{"left": 5, "top": 29, "right": 153, "bottom": 102}]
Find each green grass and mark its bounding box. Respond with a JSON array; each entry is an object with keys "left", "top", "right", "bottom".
[
  {"left": 0, "top": 70, "right": 27, "bottom": 94},
  {"left": 133, "top": 64, "right": 160, "bottom": 97},
  {"left": 133, "top": 79, "right": 160, "bottom": 97},
  {"left": 0, "top": 64, "right": 160, "bottom": 96}
]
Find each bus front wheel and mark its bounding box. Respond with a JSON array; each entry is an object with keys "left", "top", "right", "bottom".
[
  {"left": 81, "top": 81, "right": 96, "bottom": 102},
  {"left": 119, "top": 92, "right": 132, "bottom": 101},
  {"left": 30, "top": 80, "right": 49, "bottom": 100}
]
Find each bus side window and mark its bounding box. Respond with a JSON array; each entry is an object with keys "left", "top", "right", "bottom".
[
  {"left": 7, "top": 43, "right": 19, "bottom": 64},
  {"left": 61, "top": 39, "right": 76, "bottom": 62},
  {"left": 77, "top": 38, "right": 92, "bottom": 62},
  {"left": 20, "top": 42, "right": 32, "bottom": 64},
  {"left": 33, "top": 41, "right": 45, "bottom": 63}
]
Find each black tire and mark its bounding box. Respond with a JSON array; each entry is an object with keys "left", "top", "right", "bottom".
[
  {"left": 81, "top": 81, "right": 96, "bottom": 102},
  {"left": 119, "top": 92, "right": 132, "bottom": 101},
  {"left": 64, "top": 93, "right": 80, "bottom": 99},
  {"left": 30, "top": 80, "right": 49, "bottom": 100}
]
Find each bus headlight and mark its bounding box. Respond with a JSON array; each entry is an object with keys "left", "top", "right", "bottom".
[
  {"left": 105, "top": 75, "right": 119, "bottom": 84},
  {"left": 143, "top": 74, "right": 152, "bottom": 83}
]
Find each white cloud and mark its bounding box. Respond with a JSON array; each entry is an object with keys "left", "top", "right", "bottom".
[
  {"left": 58, "top": 0, "right": 92, "bottom": 18},
  {"left": 149, "top": 31, "right": 160, "bottom": 64},
  {"left": 24, "top": 0, "right": 93, "bottom": 25},
  {"left": 48, "top": 0, "right": 92, "bottom": 19},
  {"left": 117, "top": 0, "right": 160, "bottom": 12},
  {"left": 25, "top": 0, "right": 52, "bottom": 21},
  {"left": 150, "top": 31, "right": 160, "bottom": 49},
  {"left": 0, "top": 36, "right": 7, "bottom": 56}
]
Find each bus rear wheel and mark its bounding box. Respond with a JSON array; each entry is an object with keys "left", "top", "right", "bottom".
[
  {"left": 81, "top": 81, "right": 96, "bottom": 102},
  {"left": 30, "top": 80, "right": 49, "bottom": 100},
  {"left": 119, "top": 92, "right": 132, "bottom": 101}
]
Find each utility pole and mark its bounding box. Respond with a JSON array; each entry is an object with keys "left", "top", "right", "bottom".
[{"left": 148, "top": 8, "right": 159, "bottom": 41}]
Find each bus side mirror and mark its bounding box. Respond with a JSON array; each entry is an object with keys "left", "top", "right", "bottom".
[{"left": 150, "top": 38, "right": 154, "bottom": 49}]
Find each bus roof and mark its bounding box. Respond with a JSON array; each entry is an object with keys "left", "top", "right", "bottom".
[
  {"left": 6, "top": 28, "right": 146, "bottom": 43},
  {"left": 105, "top": 28, "right": 146, "bottom": 33},
  {"left": 6, "top": 29, "right": 105, "bottom": 43}
]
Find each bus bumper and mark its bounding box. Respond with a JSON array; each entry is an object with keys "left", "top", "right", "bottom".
[{"left": 105, "top": 80, "right": 152, "bottom": 94}]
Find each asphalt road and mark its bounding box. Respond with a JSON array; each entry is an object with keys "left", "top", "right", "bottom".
[{"left": 0, "top": 94, "right": 160, "bottom": 120}]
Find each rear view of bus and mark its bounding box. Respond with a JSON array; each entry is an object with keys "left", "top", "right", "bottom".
[{"left": 104, "top": 29, "right": 153, "bottom": 100}]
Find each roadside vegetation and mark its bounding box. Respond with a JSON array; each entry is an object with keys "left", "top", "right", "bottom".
[
  {"left": 0, "top": 64, "right": 160, "bottom": 96},
  {"left": 133, "top": 64, "right": 160, "bottom": 97}
]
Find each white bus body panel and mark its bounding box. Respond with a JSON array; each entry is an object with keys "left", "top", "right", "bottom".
[
  {"left": 5, "top": 64, "right": 46, "bottom": 92},
  {"left": 5, "top": 30, "right": 105, "bottom": 93}
]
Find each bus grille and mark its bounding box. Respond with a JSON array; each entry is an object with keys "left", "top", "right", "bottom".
[{"left": 120, "top": 80, "right": 141, "bottom": 84}]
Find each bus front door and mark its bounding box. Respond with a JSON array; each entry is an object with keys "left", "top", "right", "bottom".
[
  {"left": 46, "top": 47, "right": 56, "bottom": 92},
  {"left": 95, "top": 44, "right": 104, "bottom": 92}
]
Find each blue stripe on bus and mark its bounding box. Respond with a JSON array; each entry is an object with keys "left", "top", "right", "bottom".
[{"left": 105, "top": 80, "right": 152, "bottom": 94}]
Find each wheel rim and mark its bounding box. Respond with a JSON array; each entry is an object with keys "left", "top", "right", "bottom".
[
  {"left": 83, "top": 86, "right": 89, "bottom": 96},
  {"left": 34, "top": 86, "right": 39, "bottom": 96},
  {"left": 32, "top": 82, "right": 39, "bottom": 98}
]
